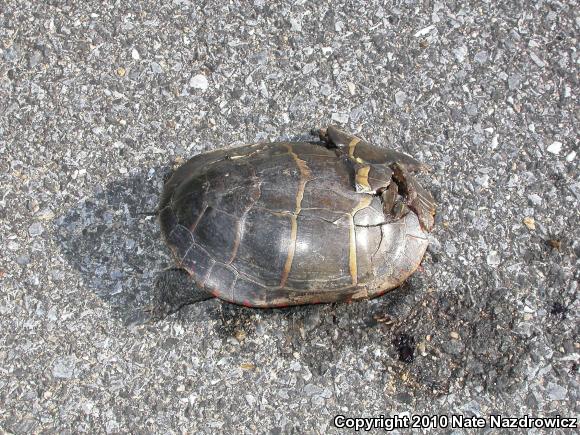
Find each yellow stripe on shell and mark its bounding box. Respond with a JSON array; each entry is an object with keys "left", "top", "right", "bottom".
[
  {"left": 355, "top": 165, "right": 372, "bottom": 192},
  {"left": 280, "top": 144, "right": 313, "bottom": 287}
]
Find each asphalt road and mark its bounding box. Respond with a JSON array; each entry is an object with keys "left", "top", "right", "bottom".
[{"left": 1, "top": 1, "right": 578, "bottom": 433}]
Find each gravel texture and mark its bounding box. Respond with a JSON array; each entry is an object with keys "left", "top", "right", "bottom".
[{"left": 1, "top": 0, "right": 578, "bottom": 433}]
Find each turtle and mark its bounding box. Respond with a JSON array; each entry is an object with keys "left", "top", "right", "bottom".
[{"left": 143, "top": 126, "right": 436, "bottom": 321}]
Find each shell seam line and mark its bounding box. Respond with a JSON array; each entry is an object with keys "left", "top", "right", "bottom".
[
  {"left": 280, "top": 144, "right": 313, "bottom": 287},
  {"left": 348, "top": 195, "right": 373, "bottom": 285}
]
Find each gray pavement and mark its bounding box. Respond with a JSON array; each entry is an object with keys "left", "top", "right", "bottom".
[{"left": 1, "top": 0, "right": 578, "bottom": 433}]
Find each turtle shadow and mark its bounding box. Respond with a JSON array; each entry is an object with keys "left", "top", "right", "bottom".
[{"left": 54, "top": 165, "right": 172, "bottom": 321}]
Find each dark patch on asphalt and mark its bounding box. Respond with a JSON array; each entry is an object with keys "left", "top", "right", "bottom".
[{"left": 394, "top": 333, "right": 416, "bottom": 363}]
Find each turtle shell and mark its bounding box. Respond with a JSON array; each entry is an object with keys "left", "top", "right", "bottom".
[{"left": 159, "top": 140, "right": 430, "bottom": 307}]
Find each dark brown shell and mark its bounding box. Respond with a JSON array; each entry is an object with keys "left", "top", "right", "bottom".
[{"left": 159, "top": 138, "right": 432, "bottom": 307}]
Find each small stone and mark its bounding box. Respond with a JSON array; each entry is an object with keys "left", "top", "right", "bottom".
[
  {"left": 331, "top": 112, "right": 349, "bottom": 124},
  {"left": 131, "top": 48, "right": 140, "bottom": 60},
  {"left": 150, "top": 62, "right": 162, "bottom": 74},
  {"left": 3, "top": 47, "right": 18, "bottom": 62},
  {"left": 116, "top": 67, "right": 126, "bottom": 77},
  {"left": 566, "top": 151, "right": 576, "bottom": 162},
  {"left": 302, "top": 63, "right": 316, "bottom": 74},
  {"left": 486, "top": 251, "right": 500, "bottom": 267},
  {"left": 414, "top": 25, "right": 435, "bottom": 37},
  {"left": 52, "top": 356, "right": 76, "bottom": 379},
  {"left": 465, "top": 103, "right": 478, "bottom": 116},
  {"left": 523, "top": 216, "right": 535, "bottom": 230},
  {"left": 444, "top": 241, "right": 457, "bottom": 256},
  {"left": 240, "top": 362, "right": 255, "bottom": 370},
  {"left": 189, "top": 74, "right": 209, "bottom": 91},
  {"left": 450, "top": 331, "right": 460, "bottom": 340},
  {"left": 527, "top": 194, "right": 542, "bottom": 206},
  {"left": 16, "top": 256, "right": 30, "bottom": 265},
  {"left": 508, "top": 74, "right": 521, "bottom": 90},
  {"left": 474, "top": 50, "right": 488, "bottom": 63},
  {"left": 28, "top": 222, "right": 44, "bottom": 237},
  {"left": 529, "top": 52, "right": 545, "bottom": 68},
  {"left": 226, "top": 337, "right": 238, "bottom": 346},
  {"left": 417, "top": 342, "right": 427, "bottom": 356},
  {"left": 394, "top": 91, "right": 407, "bottom": 106},
  {"left": 304, "top": 383, "right": 324, "bottom": 397},
  {"left": 234, "top": 329, "right": 247, "bottom": 343},
  {"left": 320, "top": 84, "right": 332, "bottom": 96},
  {"left": 110, "top": 270, "right": 124, "bottom": 280},
  {"left": 442, "top": 338, "right": 465, "bottom": 355},
  {"left": 289, "top": 18, "right": 302, "bottom": 32},
  {"left": 290, "top": 360, "right": 301, "bottom": 372},
  {"left": 245, "top": 394, "right": 256, "bottom": 406},
  {"left": 475, "top": 174, "right": 489, "bottom": 188},
  {"left": 453, "top": 46, "right": 468, "bottom": 62},
  {"left": 27, "top": 199, "right": 40, "bottom": 213},
  {"left": 490, "top": 134, "right": 499, "bottom": 149},
  {"left": 28, "top": 50, "right": 43, "bottom": 68},
  {"left": 546, "top": 141, "right": 562, "bottom": 154},
  {"left": 546, "top": 382, "right": 567, "bottom": 401},
  {"left": 106, "top": 420, "right": 119, "bottom": 433},
  {"left": 36, "top": 208, "right": 54, "bottom": 220},
  {"left": 347, "top": 82, "right": 356, "bottom": 95}
]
